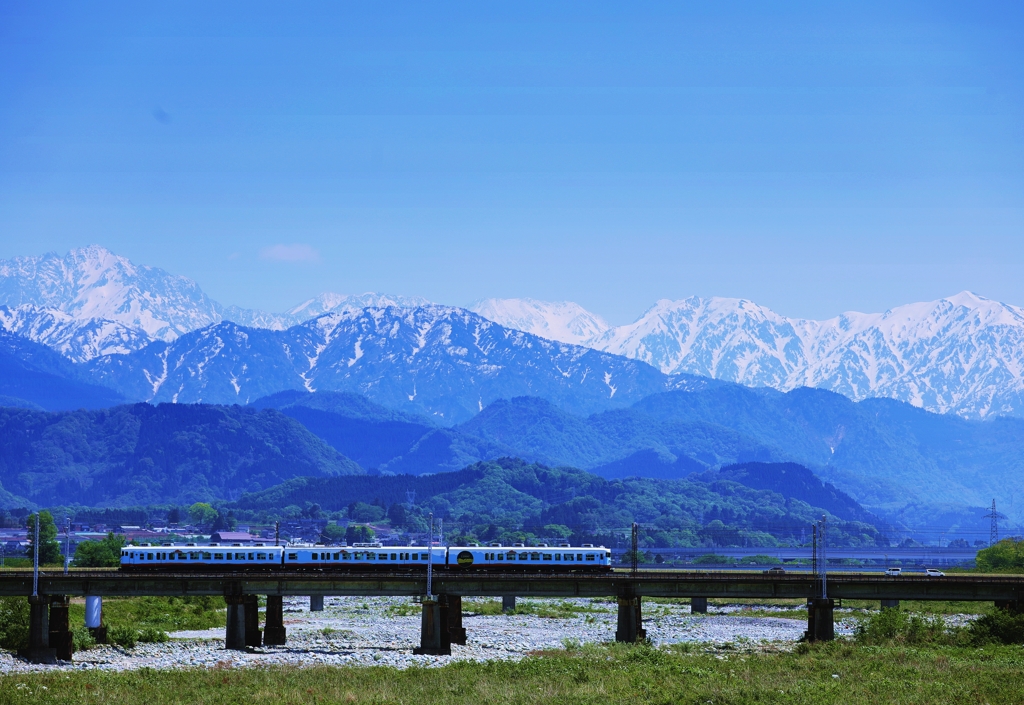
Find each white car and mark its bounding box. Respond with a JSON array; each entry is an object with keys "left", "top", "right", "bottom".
[
  {"left": 884, "top": 567, "right": 902, "bottom": 576},
  {"left": 925, "top": 568, "right": 945, "bottom": 577}
]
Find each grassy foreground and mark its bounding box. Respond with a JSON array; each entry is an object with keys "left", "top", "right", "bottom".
[{"left": 2, "top": 641, "right": 1024, "bottom": 704}]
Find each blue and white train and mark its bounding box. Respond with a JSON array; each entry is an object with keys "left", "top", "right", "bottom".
[{"left": 120, "top": 543, "right": 613, "bottom": 572}]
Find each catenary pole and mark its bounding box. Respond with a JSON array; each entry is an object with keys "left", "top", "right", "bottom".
[
  {"left": 426, "top": 513, "right": 434, "bottom": 599},
  {"left": 32, "top": 512, "right": 39, "bottom": 597}
]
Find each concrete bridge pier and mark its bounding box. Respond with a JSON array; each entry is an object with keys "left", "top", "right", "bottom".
[
  {"left": 48, "top": 596, "right": 74, "bottom": 661},
  {"left": 85, "top": 596, "right": 107, "bottom": 644},
  {"left": 263, "top": 595, "right": 287, "bottom": 646},
  {"left": 502, "top": 595, "right": 516, "bottom": 613},
  {"left": 806, "top": 598, "right": 835, "bottom": 642},
  {"left": 20, "top": 596, "right": 56, "bottom": 664},
  {"left": 881, "top": 599, "right": 900, "bottom": 610},
  {"left": 224, "top": 595, "right": 247, "bottom": 651},
  {"left": 615, "top": 595, "right": 646, "bottom": 643},
  {"left": 690, "top": 597, "right": 708, "bottom": 614},
  {"left": 446, "top": 595, "right": 466, "bottom": 645},
  {"left": 243, "top": 595, "right": 262, "bottom": 647},
  {"left": 413, "top": 598, "right": 451, "bottom": 655},
  {"left": 309, "top": 595, "right": 324, "bottom": 612}
]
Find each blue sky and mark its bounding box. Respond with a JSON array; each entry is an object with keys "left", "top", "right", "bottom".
[{"left": 1, "top": 1, "right": 1022, "bottom": 323}]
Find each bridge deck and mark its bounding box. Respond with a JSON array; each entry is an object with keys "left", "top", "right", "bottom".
[{"left": 0, "top": 569, "right": 1021, "bottom": 602}]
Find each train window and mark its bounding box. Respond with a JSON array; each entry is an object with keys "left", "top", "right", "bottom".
[
  {"left": 379, "top": 555, "right": 387, "bottom": 561},
  {"left": 203, "top": 552, "right": 212, "bottom": 560},
  {"left": 554, "top": 554, "right": 561, "bottom": 561},
  {"left": 287, "top": 553, "right": 297, "bottom": 560},
  {"left": 147, "top": 553, "right": 154, "bottom": 560},
  {"left": 519, "top": 553, "right": 527, "bottom": 560},
  {"left": 341, "top": 551, "right": 350, "bottom": 559},
  {"left": 530, "top": 552, "right": 539, "bottom": 561},
  {"left": 258, "top": 553, "right": 267, "bottom": 560},
  {"left": 391, "top": 553, "right": 397, "bottom": 560},
  {"left": 577, "top": 554, "right": 583, "bottom": 561},
  {"left": 190, "top": 552, "right": 199, "bottom": 560},
  {"left": 226, "top": 553, "right": 233, "bottom": 560},
  {"left": 496, "top": 553, "right": 504, "bottom": 560},
  {"left": 586, "top": 554, "right": 595, "bottom": 561},
  {"left": 214, "top": 553, "right": 224, "bottom": 560},
  {"left": 543, "top": 554, "right": 552, "bottom": 560},
  {"left": 248, "top": 553, "right": 254, "bottom": 560},
  {"left": 236, "top": 553, "right": 245, "bottom": 560}
]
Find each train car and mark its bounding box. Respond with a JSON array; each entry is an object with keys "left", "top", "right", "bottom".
[
  {"left": 283, "top": 545, "right": 447, "bottom": 570},
  {"left": 120, "top": 544, "right": 285, "bottom": 571},
  {"left": 446, "top": 544, "right": 612, "bottom": 571},
  {"left": 119, "top": 542, "right": 612, "bottom": 573}
]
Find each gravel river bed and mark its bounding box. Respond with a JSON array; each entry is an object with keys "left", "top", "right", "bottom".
[{"left": 0, "top": 596, "right": 894, "bottom": 673}]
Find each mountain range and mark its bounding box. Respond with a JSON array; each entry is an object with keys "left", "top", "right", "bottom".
[
  {"left": 6, "top": 247, "right": 1024, "bottom": 420},
  {"left": 248, "top": 387, "right": 1024, "bottom": 529},
  {"left": 473, "top": 293, "right": 1024, "bottom": 420}
]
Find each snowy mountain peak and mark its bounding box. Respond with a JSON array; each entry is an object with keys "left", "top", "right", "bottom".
[
  {"left": 470, "top": 298, "right": 610, "bottom": 346},
  {"left": 0, "top": 245, "right": 221, "bottom": 341}
]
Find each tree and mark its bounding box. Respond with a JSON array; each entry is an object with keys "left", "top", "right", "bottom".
[
  {"left": 26, "top": 511, "right": 61, "bottom": 565},
  {"left": 321, "top": 524, "right": 346, "bottom": 544},
  {"left": 188, "top": 502, "right": 218, "bottom": 527},
  {"left": 976, "top": 538, "right": 1024, "bottom": 571},
  {"left": 167, "top": 507, "right": 181, "bottom": 524},
  {"left": 74, "top": 532, "right": 126, "bottom": 567},
  {"left": 345, "top": 525, "right": 375, "bottom": 544}
]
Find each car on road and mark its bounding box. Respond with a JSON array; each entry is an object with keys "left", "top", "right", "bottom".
[
  {"left": 925, "top": 568, "right": 945, "bottom": 577},
  {"left": 884, "top": 567, "right": 902, "bottom": 576}
]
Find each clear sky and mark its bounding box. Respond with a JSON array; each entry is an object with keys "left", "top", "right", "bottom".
[{"left": 1, "top": 1, "right": 1022, "bottom": 324}]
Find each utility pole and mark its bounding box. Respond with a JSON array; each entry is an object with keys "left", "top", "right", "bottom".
[
  {"left": 820, "top": 515, "right": 827, "bottom": 600},
  {"left": 275, "top": 521, "right": 280, "bottom": 547},
  {"left": 985, "top": 500, "right": 999, "bottom": 546}
]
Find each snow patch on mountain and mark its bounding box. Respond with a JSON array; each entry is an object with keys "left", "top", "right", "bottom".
[{"left": 0, "top": 304, "right": 153, "bottom": 362}]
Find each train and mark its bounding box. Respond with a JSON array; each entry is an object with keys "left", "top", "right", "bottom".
[{"left": 120, "top": 542, "right": 613, "bottom": 572}]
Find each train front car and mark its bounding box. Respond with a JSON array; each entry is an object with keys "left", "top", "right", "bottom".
[
  {"left": 120, "top": 544, "right": 285, "bottom": 571},
  {"left": 284, "top": 544, "right": 446, "bottom": 570},
  {"left": 446, "top": 544, "right": 612, "bottom": 571}
]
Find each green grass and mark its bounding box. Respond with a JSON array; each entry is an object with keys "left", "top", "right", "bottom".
[
  {"left": 2, "top": 641, "right": 1024, "bottom": 704},
  {"left": 68, "top": 596, "right": 226, "bottom": 633}
]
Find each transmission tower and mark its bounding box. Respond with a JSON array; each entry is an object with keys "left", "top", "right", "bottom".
[{"left": 985, "top": 499, "right": 999, "bottom": 546}]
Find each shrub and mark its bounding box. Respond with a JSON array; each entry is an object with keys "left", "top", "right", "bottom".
[
  {"left": 0, "top": 596, "right": 29, "bottom": 650},
  {"left": 109, "top": 625, "right": 138, "bottom": 649},
  {"left": 138, "top": 627, "right": 169, "bottom": 643},
  {"left": 71, "top": 627, "right": 96, "bottom": 651},
  {"left": 967, "top": 608, "right": 1024, "bottom": 645},
  {"left": 854, "top": 608, "right": 953, "bottom": 646}
]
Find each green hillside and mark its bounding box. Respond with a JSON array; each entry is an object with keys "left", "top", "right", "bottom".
[{"left": 0, "top": 403, "right": 363, "bottom": 507}]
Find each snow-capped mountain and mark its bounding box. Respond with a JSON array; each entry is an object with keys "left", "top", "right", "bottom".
[
  {"left": 86, "top": 305, "right": 668, "bottom": 422},
  {"left": 0, "top": 245, "right": 225, "bottom": 341},
  {"left": 476, "top": 292, "right": 1024, "bottom": 419},
  {"left": 470, "top": 298, "right": 610, "bottom": 347},
  {"left": 0, "top": 247, "right": 434, "bottom": 359},
  {"left": 0, "top": 304, "right": 152, "bottom": 362}
]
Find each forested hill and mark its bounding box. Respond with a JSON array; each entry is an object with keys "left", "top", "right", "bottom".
[
  {"left": 0, "top": 403, "right": 363, "bottom": 507},
  {"left": 232, "top": 458, "right": 886, "bottom": 548}
]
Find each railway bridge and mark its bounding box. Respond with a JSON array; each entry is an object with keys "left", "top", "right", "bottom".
[{"left": 2, "top": 569, "right": 1022, "bottom": 663}]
